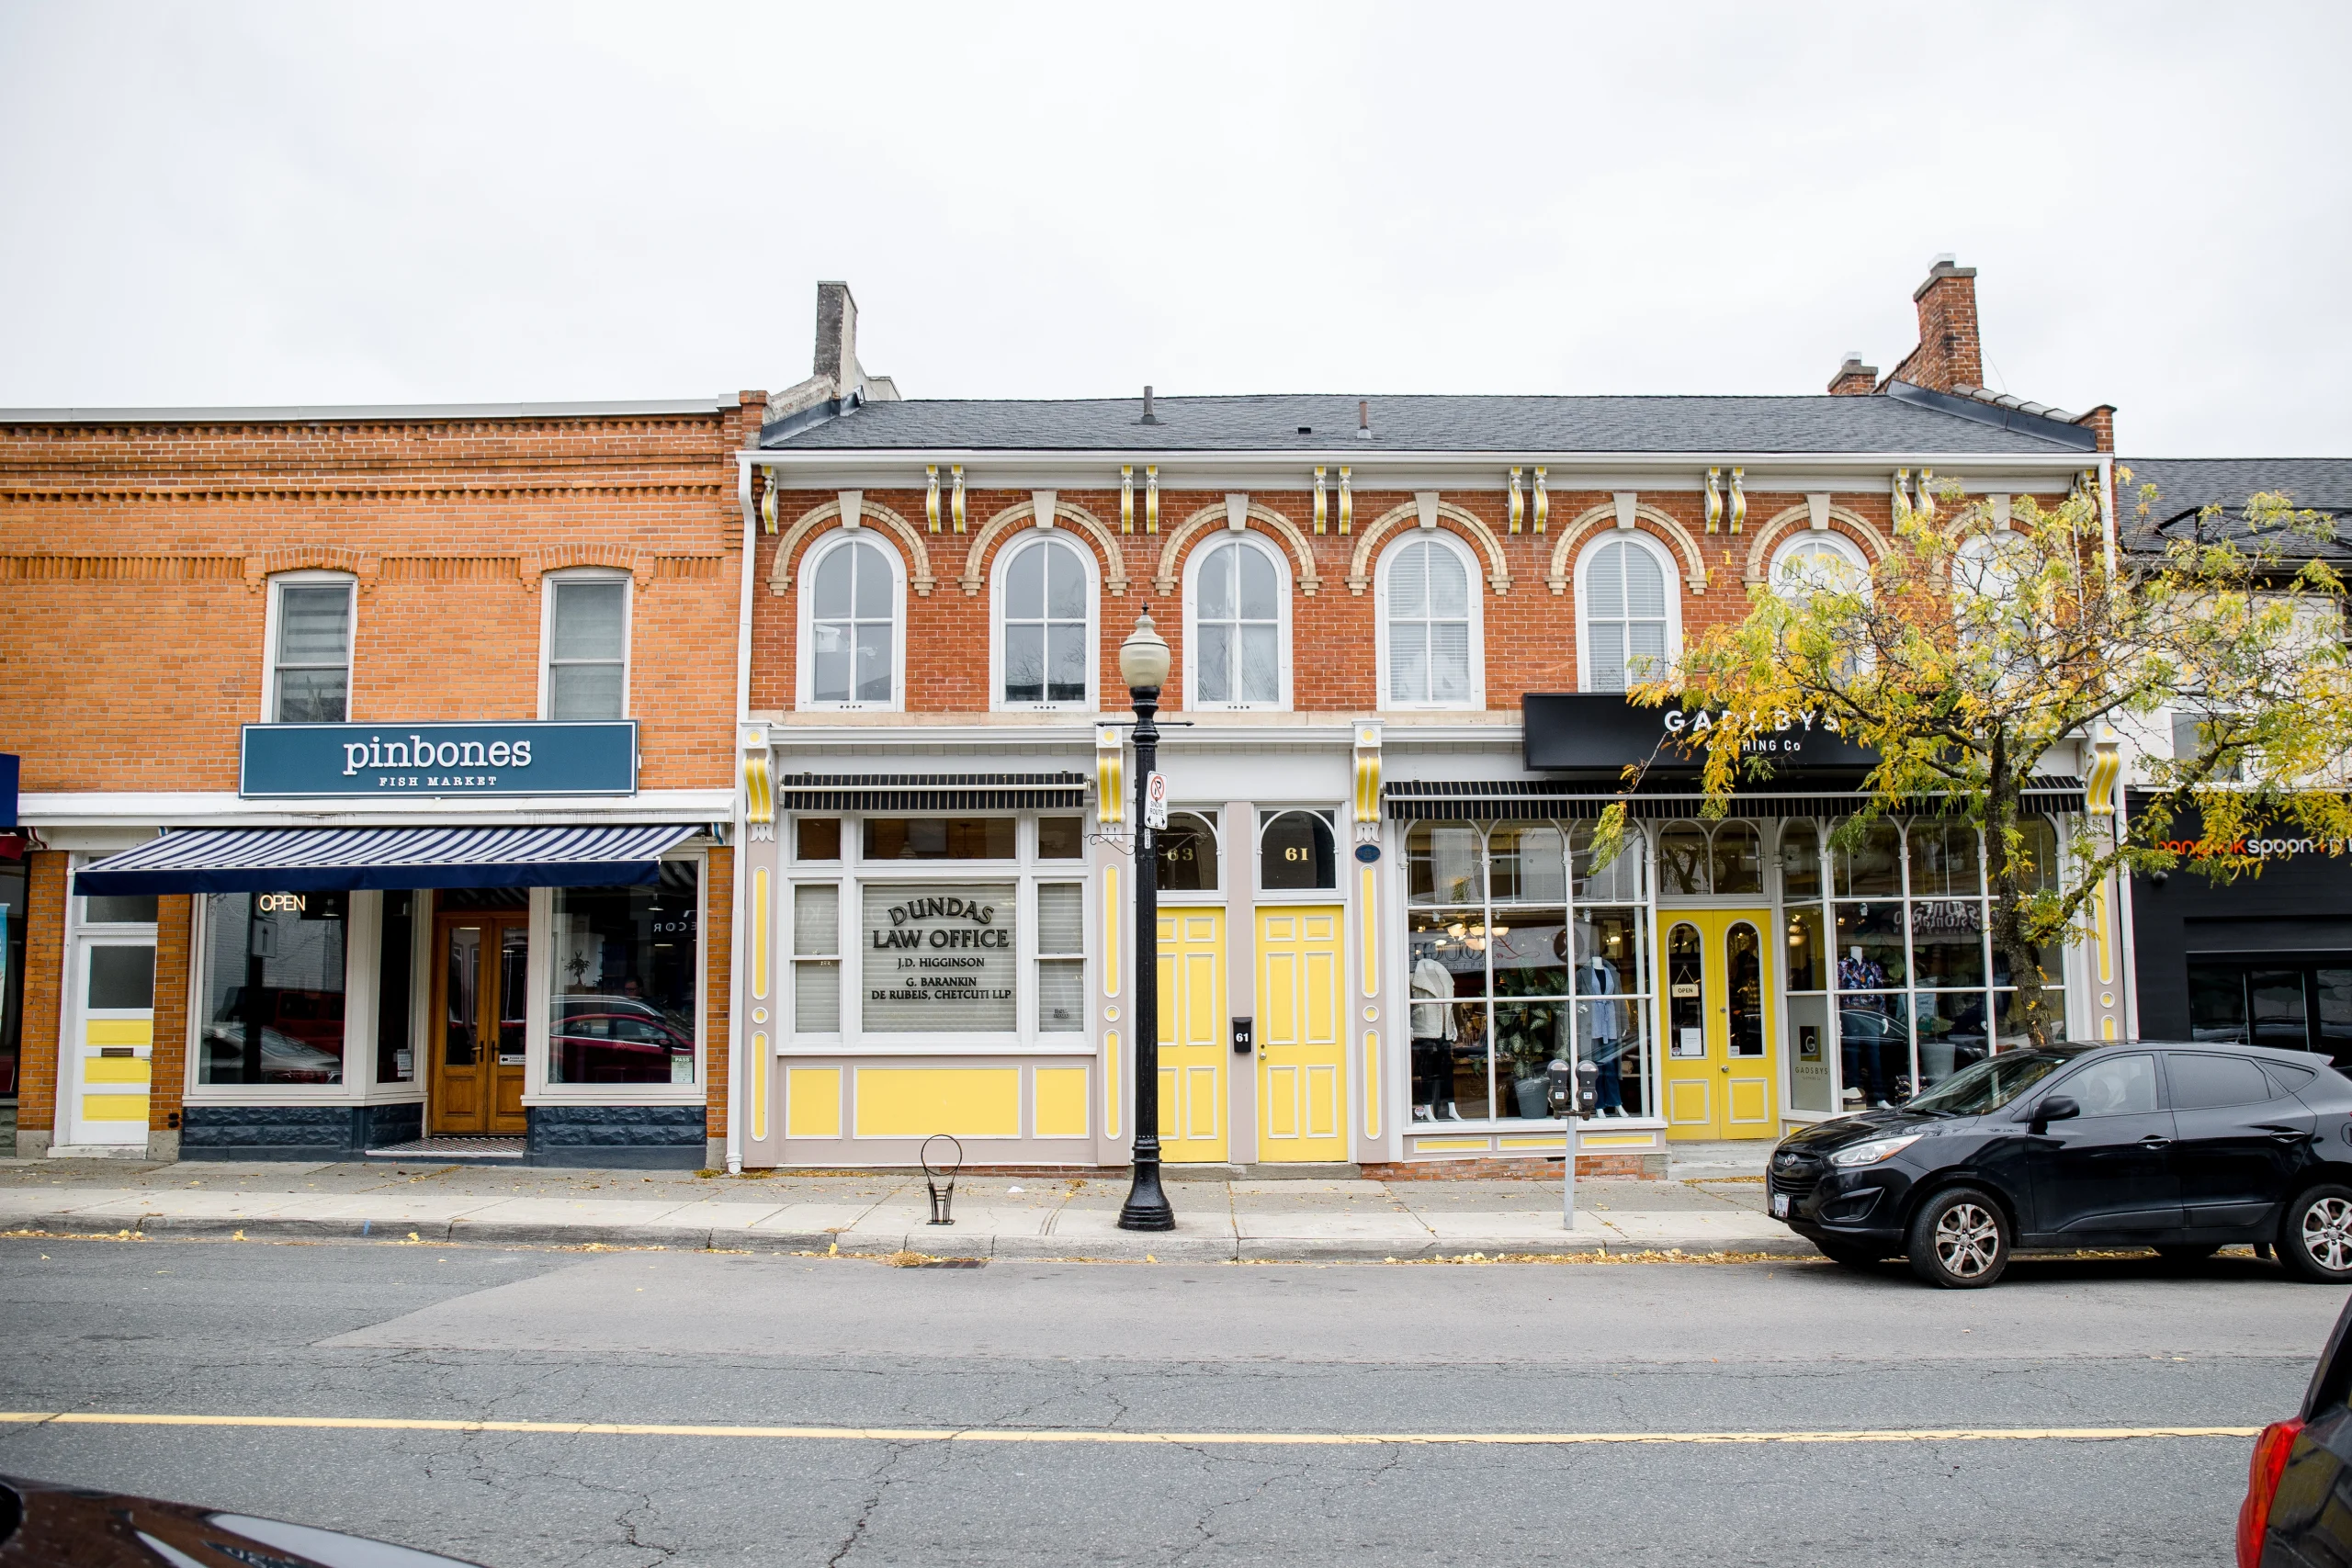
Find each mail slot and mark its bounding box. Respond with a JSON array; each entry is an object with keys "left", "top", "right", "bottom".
[{"left": 1232, "top": 1017, "right": 1253, "bottom": 1055}]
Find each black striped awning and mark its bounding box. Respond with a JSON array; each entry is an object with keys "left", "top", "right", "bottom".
[
  {"left": 774, "top": 772, "right": 1089, "bottom": 813},
  {"left": 1384, "top": 778, "right": 2086, "bottom": 822}
]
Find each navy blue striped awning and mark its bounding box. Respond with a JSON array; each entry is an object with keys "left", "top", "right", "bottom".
[{"left": 74, "top": 823, "right": 703, "bottom": 896}]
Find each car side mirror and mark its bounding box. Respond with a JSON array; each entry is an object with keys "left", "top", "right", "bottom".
[{"left": 2028, "top": 1094, "right": 2080, "bottom": 1134}]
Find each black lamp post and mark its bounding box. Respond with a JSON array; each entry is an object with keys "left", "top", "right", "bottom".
[{"left": 1116, "top": 608, "right": 1176, "bottom": 1232}]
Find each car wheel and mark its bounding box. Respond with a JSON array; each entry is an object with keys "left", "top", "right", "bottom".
[
  {"left": 2279, "top": 1186, "right": 2352, "bottom": 1283},
  {"left": 2152, "top": 1244, "right": 2220, "bottom": 1269},
  {"left": 1906, "top": 1187, "right": 2009, "bottom": 1289},
  {"left": 1815, "top": 1240, "right": 1883, "bottom": 1269}
]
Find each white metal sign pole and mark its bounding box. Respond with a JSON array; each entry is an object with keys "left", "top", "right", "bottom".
[{"left": 1563, "top": 1112, "right": 1578, "bottom": 1230}]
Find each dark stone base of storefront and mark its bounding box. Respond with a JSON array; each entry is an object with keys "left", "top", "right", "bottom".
[
  {"left": 526, "top": 1105, "right": 707, "bottom": 1169},
  {"left": 178, "top": 1103, "right": 424, "bottom": 1161}
]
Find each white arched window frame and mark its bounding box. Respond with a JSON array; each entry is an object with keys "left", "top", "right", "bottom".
[
  {"left": 1374, "top": 529, "right": 1485, "bottom": 711},
  {"left": 795, "top": 530, "right": 907, "bottom": 712},
  {"left": 538, "top": 567, "right": 633, "bottom": 720},
  {"left": 1574, "top": 531, "right": 1681, "bottom": 694},
  {"left": 1768, "top": 531, "right": 1871, "bottom": 601},
  {"left": 260, "top": 569, "right": 358, "bottom": 723},
  {"left": 1182, "top": 531, "right": 1292, "bottom": 711},
  {"left": 989, "top": 529, "right": 1100, "bottom": 714}
]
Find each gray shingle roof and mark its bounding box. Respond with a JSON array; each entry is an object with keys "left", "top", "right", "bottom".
[
  {"left": 763, "top": 389, "right": 2098, "bottom": 456},
  {"left": 2119, "top": 457, "right": 2352, "bottom": 559}
]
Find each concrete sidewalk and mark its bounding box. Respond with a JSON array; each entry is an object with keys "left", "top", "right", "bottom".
[{"left": 0, "top": 1157, "right": 1800, "bottom": 1260}]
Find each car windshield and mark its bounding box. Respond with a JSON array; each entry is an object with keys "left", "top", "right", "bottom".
[{"left": 1905, "top": 1048, "right": 2083, "bottom": 1116}]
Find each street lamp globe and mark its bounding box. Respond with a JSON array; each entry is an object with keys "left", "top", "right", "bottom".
[{"left": 1118, "top": 609, "right": 1170, "bottom": 693}]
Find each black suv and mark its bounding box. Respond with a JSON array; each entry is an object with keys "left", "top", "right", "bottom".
[{"left": 1766, "top": 1040, "right": 2352, "bottom": 1288}]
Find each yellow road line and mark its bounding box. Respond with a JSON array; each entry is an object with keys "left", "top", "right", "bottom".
[{"left": 0, "top": 1412, "right": 2261, "bottom": 1447}]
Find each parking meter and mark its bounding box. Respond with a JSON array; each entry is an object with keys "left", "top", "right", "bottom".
[{"left": 1552, "top": 1059, "right": 1601, "bottom": 1230}]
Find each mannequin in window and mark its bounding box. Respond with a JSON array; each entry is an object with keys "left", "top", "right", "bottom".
[
  {"left": 1572, "top": 920, "right": 1627, "bottom": 1117},
  {"left": 1410, "top": 952, "right": 1461, "bottom": 1121},
  {"left": 1838, "top": 944, "right": 1903, "bottom": 1108}
]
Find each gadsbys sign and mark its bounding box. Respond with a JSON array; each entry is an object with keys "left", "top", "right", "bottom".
[
  {"left": 240, "top": 721, "right": 639, "bottom": 798},
  {"left": 1521, "top": 693, "right": 1876, "bottom": 776}
]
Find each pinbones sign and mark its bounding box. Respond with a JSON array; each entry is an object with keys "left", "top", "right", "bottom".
[{"left": 240, "top": 721, "right": 639, "bottom": 798}]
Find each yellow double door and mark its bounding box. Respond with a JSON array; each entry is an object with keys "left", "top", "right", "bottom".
[
  {"left": 1156, "top": 905, "right": 1347, "bottom": 1164},
  {"left": 1659, "top": 908, "right": 1778, "bottom": 1140}
]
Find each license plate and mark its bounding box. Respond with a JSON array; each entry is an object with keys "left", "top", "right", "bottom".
[{"left": 1770, "top": 1192, "right": 1791, "bottom": 1218}]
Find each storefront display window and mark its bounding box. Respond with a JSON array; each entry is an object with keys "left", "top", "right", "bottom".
[
  {"left": 548, "top": 863, "right": 698, "bottom": 1086},
  {"left": 1405, "top": 819, "right": 1653, "bottom": 1124},
  {"left": 376, "top": 892, "right": 415, "bottom": 1084},
  {"left": 0, "top": 862, "right": 23, "bottom": 1101},
  {"left": 199, "top": 891, "right": 348, "bottom": 1085},
  {"left": 786, "top": 815, "right": 1089, "bottom": 1049}
]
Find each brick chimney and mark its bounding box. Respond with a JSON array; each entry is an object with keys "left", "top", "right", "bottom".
[
  {"left": 1896, "top": 255, "right": 1983, "bottom": 393},
  {"left": 1826, "top": 351, "right": 1877, "bottom": 396},
  {"left": 813, "top": 280, "right": 859, "bottom": 391}
]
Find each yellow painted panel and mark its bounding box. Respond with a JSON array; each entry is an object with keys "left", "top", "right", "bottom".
[
  {"left": 82, "top": 1094, "right": 149, "bottom": 1122},
  {"left": 1729, "top": 1079, "right": 1770, "bottom": 1123},
  {"left": 1159, "top": 1065, "right": 1179, "bottom": 1130},
  {"left": 1363, "top": 1032, "right": 1380, "bottom": 1138},
  {"left": 1102, "top": 867, "right": 1122, "bottom": 998},
  {"left": 1359, "top": 865, "right": 1378, "bottom": 996},
  {"left": 1668, "top": 1080, "right": 1712, "bottom": 1124},
  {"left": 1414, "top": 1136, "right": 1491, "bottom": 1153},
  {"left": 752, "top": 868, "right": 771, "bottom": 999},
  {"left": 1104, "top": 1030, "right": 1121, "bottom": 1137},
  {"left": 1581, "top": 1134, "right": 1657, "bottom": 1146},
  {"left": 1266, "top": 1065, "right": 1300, "bottom": 1138},
  {"left": 1264, "top": 916, "right": 1295, "bottom": 942},
  {"left": 751, "top": 1034, "right": 770, "bottom": 1142},
  {"left": 1184, "top": 916, "right": 1216, "bottom": 942},
  {"left": 84, "top": 1058, "right": 152, "bottom": 1085},
  {"left": 1159, "top": 916, "right": 1178, "bottom": 943},
  {"left": 1304, "top": 1064, "right": 1340, "bottom": 1139},
  {"left": 854, "top": 1067, "right": 1021, "bottom": 1138},
  {"left": 786, "top": 1066, "right": 842, "bottom": 1139},
  {"left": 1263, "top": 952, "right": 1297, "bottom": 1043},
  {"left": 86, "top": 1019, "right": 153, "bottom": 1047},
  {"left": 1184, "top": 1065, "right": 1218, "bottom": 1139},
  {"left": 1303, "top": 951, "right": 1337, "bottom": 1044},
  {"left": 2094, "top": 883, "right": 2113, "bottom": 985},
  {"left": 1182, "top": 953, "right": 1217, "bottom": 1046},
  {"left": 1156, "top": 949, "right": 1178, "bottom": 1044},
  {"left": 1304, "top": 914, "right": 1335, "bottom": 942},
  {"left": 1035, "top": 1066, "right": 1089, "bottom": 1138},
  {"left": 1499, "top": 1135, "right": 1566, "bottom": 1150}
]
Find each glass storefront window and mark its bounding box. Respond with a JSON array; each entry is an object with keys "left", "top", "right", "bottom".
[
  {"left": 1037, "top": 817, "right": 1086, "bottom": 860},
  {"left": 862, "top": 882, "right": 1018, "bottom": 1033},
  {"left": 1158, "top": 812, "right": 1219, "bottom": 891},
  {"left": 865, "top": 818, "right": 1016, "bottom": 861},
  {"left": 376, "top": 892, "right": 415, "bottom": 1084},
  {"left": 0, "top": 862, "right": 25, "bottom": 1100},
  {"left": 797, "top": 818, "right": 842, "bottom": 862},
  {"left": 1036, "top": 883, "right": 1085, "bottom": 1034},
  {"left": 1406, "top": 819, "right": 1653, "bottom": 1123},
  {"left": 548, "top": 863, "right": 698, "bottom": 1085},
  {"left": 200, "top": 891, "right": 348, "bottom": 1085},
  {"left": 793, "top": 885, "right": 841, "bottom": 1033}
]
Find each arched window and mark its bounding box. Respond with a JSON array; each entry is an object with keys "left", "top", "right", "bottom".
[
  {"left": 1260, "top": 809, "right": 1336, "bottom": 892},
  {"left": 1185, "top": 535, "right": 1287, "bottom": 709},
  {"left": 1770, "top": 533, "right": 1869, "bottom": 602},
  {"left": 1377, "top": 532, "right": 1481, "bottom": 709},
  {"left": 1157, "top": 811, "right": 1220, "bottom": 892},
  {"left": 993, "top": 532, "right": 1095, "bottom": 711},
  {"left": 1577, "top": 535, "right": 1675, "bottom": 693},
  {"left": 797, "top": 533, "right": 903, "bottom": 709}
]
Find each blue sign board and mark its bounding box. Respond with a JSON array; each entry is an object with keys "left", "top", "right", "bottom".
[
  {"left": 241, "top": 722, "right": 639, "bottom": 799},
  {"left": 0, "top": 752, "right": 16, "bottom": 827}
]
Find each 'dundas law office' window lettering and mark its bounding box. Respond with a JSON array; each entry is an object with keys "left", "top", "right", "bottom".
[{"left": 863, "top": 884, "right": 1018, "bottom": 1032}]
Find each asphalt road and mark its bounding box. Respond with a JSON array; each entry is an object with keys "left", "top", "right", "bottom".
[{"left": 0, "top": 1235, "right": 2341, "bottom": 1567}]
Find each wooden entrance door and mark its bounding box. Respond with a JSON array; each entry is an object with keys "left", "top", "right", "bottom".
[
  {"left": 1659, "top": 909, "right": 1777, "bottom": 1140},
  {"left": 431, "top": 911, "right": 529, "bottom": 1134},
  {"left": 1257, "top": 906, "right": 1347, "bottom": 1162}
]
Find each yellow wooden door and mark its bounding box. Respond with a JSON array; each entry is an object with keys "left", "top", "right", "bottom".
[
  {"left": 1157, "top": 908, "right": 1228, "bottom": 1162},
  {"left": 1257, "top": 906, "right": 1346, "bottom": 1162},
  {"left": 1660, "top": 909, "right": 1776, "bottom": 1140}
]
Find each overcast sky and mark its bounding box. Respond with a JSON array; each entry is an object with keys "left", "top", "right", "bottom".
[{"left": 3, "top": 3, "right": 2346, "bottom": 457}]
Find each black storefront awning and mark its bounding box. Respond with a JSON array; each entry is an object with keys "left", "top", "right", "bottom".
[
  {"left": 74, "top": 822, "right": 703, "bottom": 896},
  {"left": 1384, "top": 778, "right": 2087, "bottom": 821},
  {"left": 773, "top": 772, "right": 1089, "bottom": 813}
]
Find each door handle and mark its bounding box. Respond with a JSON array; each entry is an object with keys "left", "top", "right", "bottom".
[
  {"left": 2139, "top": 1135, "right": 2173, "bottom": 1150},
  {"left": 1720, "top": 1065, "right": 1731, "bottom": 1073}
]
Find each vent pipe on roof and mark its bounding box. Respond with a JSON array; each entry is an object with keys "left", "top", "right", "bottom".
[
  {"left": 1357, "top": 400, "right": 1372, "bottom": 440},
  {"left": 1140, "top": 386, "right": 1159, "bottom": 425}
]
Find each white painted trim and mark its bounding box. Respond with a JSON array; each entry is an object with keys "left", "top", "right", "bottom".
[
  {"left": 989, "top": 530, "right": 1101, "bottom": 716},
  {"left": 1182, "top": 531, "right": 1293, "bottom": 713},
  {"left": 537, "top": 567, "right": 633, "bottom": 721},
  {"left": 21, "top": 789, "right": 731, "bottom": 829},
  {"left": 1372, "top": 529, "right": 1486, "bottom": 712},
  {"left": 1573, "top": 529, "right": 1683, "bottom": 694},
  {"left": 260, "top": 570, "right": 356, "bottom": 725},
  {"left": 794, "top": 529, "right": 908, "bottom": 713}
]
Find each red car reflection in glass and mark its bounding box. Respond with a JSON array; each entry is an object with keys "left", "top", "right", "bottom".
[{"left": 552, "top": 997, "right": 692, "bottom": 1085}]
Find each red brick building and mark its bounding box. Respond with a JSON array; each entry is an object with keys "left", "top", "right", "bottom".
[
  {"left": 729, "top": 264, "right": 2121, "bottom": 1174},
  {"left": 1, "top": 396, "right": 757, "bottom": 1164}
]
